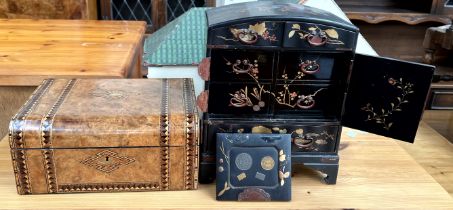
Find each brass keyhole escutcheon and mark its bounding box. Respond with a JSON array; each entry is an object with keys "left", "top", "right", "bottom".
[{"left": 105, "top": 156, "right": 110, "bottom": 162}]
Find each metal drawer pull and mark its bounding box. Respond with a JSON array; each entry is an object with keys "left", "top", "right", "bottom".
[
  {"left": 300, "top": 60, "right": 320, "bottom": 74},
  {"left": 237, "top": 29, "right": 259, "bottom": 44},
  {"left": 307, "top": 31, "right": 328, "bottom": 46},
  {"left": 296, "top": 95, "right": 316, "bottom": 109},
  {"left": 294, "top": 136, "right": 314, "bottom": 148}
]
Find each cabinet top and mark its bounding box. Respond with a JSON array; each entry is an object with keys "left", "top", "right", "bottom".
[{"left": 206, "top": 1, "right": 358, "bottom": 32}]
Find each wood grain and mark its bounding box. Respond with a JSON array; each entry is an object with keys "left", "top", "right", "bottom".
[
  {"left": 0, "top": 0, "right": 97, "bottom": 20},
  {"left": 0, "top": 19, "right": 146, "bottom": 86},
  {"left": 400, "top": 120, "right": 453, "bottom": 197},
  {"left": 336, "top": 0, "right": 452, "bottom": 25},
  {"left": 0, "top": 124, "right": 452, "bottom": 209}
]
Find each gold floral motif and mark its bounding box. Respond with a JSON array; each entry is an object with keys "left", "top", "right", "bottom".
[
  {"left": 251, "top": 125, "right": 272, "bottom": 134},
  {"left": 361, "top": 77, "right": 414, "bottom": 130},
  {"left": 225, "top": 58, "right": 259, "bottom": 79},
  {"left": 278, "top": 149, "right": 290, "bottom": 186},
  {"left": 217, "top": 22, "right": 277, "bottom": 44},
  {"left": 219, "top": 142, "right": 230, "bottom": 165},
  {"left": 229, "top": 86, "right": 266, "bottom": 111},
  {"left": 225, "top": 58, "right": 325, "bottom": 110},
  {"left": 292, "top": 130, "right": 335, "bottom": 151},
  {"left": 217, "top": 181, "right": 231, "bottom": 197},
  {"left": 288, "top": 24, "right": 344, "bottom": 46},
  {"left": 278, "top": 150, "right": 286, "bottom": 162}
]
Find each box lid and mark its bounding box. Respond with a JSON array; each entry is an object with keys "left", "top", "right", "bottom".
[
  {"left": 9, "top": 79, "right": 198, "bottom": 149},
  {"left": 206, "top": 1, "right": 358, "bottom": 32}
]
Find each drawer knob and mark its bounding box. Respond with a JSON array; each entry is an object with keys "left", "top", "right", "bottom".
[
  {"left": 307, "top": 30, "right": 327, "bottom": 46},
  {"left": 237, "top": 29, "right": 259, "bottom": 45},
  {"left": 300, "top": 60, "right": 320, "bottom": 74},
  {"left": 294, "top": 136, "right": 314, "bottom": 148},
  {"left": 296, "top": 96, "right": 316, "bottom": 109}
]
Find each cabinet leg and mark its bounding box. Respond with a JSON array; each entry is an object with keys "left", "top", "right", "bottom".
[
  {"left": 303, "top": 164, "right": 339, "bottom": 185},
  {"left": 198, "top": 161, "right": 216, "bottom": 184}
]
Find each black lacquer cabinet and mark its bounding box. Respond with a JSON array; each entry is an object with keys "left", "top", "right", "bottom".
[{"left": 197, "top": 2, "right": 435, "bottom": 184}]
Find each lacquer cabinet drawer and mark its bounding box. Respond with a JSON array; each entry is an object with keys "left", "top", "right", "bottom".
[
  {"left": 282, "top": 22, "right": 357, "bottom": 50},
  {"left": 273, "top": 84, "right": 343, "bottom": 117},
  {"left": 208, "top": 82, "right": 271, "bottom": 115},
  {"left": 204, "top": 120, "right": 339, "bottom": 153},
  {"left": 277, "top": 52, "right": 349, "bottom": 82},
  {"left": 210, "top": 50, "right": 274, "bottom": 82},
  {"left": 208, "top": 21, "right": 283, "bottom": 47}
]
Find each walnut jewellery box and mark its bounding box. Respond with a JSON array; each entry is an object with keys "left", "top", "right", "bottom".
[{"left": 9, "top": 78, "right": 199, "bottom": 194}]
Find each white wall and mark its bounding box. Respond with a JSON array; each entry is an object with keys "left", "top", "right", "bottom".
[{"left": 216, "top": 0, "right": 257, "bottom": 6}]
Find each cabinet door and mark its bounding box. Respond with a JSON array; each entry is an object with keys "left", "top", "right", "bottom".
[{"left": 342, "top": 54, "right": 434, "bottom": 143}]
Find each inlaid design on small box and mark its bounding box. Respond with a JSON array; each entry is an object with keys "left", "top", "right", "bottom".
[
  {"left": 217, "top": 181, "right": 231, "bottom": 197},
  {"left": 278, "top": 150, "right": 290, "bottom": 186},
  {"left": 58, "top": 182, "right": 159, "bottom": 193},
  {"left": 90, "top": 89, "right": 127, "bottom": 99},
  {"left": 9, "top": 79, "right": 55, "bottom": 194},
  {"left": 216, "top": 133, "right": 291, "bottom": 201},
  {"left": 288, "top": 24, "right": 344, "bottom": 46},
  {"left": 260, "top": 156, "right": 275, "bottom": 171},
  {"left": 238, "top": 188, "right": 271, "bottom": 201},
  {"left": 237, "top": 172, "right": 247, "bottom": 181},
  {"left": 361, "top": 77, "right": 414, "bottom": 130},
  {"left": 80, "top": 150, "right": 136, "bottom": 173},
  {"left": 219, "top": 142, "right": 230, "bottom": 165},
  {"left": 235, "top": 153, "right": 253, "bottom": 170},
  {"left": 217, "top": 22, "right": 277, "bottom": 44},
  {"left": 255, "top": 172, "right": 266, "bottom": 181}
]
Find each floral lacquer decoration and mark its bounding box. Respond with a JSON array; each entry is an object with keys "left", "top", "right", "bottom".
[
  {"left": 225, "top": 57, "right": 325, "bottom": 111},
  {"left": 217, "top": 22, "right": 277, "bottom": 44},
  {"left": 217, "top": 142, "right": 231, "bottom": 197},
  {"left": 291, "top": 129, "right": 335, "bottom": 151},
  {"left": 276, "top": 65, "right": 325, "bottom": 109},
  {"left": 225, "top": 58, "right": 259, "bottom": 79},
  {"left": 278, "top": 150, "right": 290, "bottom": 186},
  {"left": 361, "top": 77, "right": 415, "bottom": 130},
  {"left": 288, "top": 24, "right": 344, "bottom": 46}
]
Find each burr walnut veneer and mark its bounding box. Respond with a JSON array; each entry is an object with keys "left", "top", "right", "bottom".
[{"left": 8, "top": 79, "right": 199, "bottom": 194}]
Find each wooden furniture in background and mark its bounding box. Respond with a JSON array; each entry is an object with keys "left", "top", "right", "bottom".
[
  {"left": 0, "top": 0, "right": 97, "bottom": 19},
  {"left": 423, "top": 23, "right": 453, "bottom": 64},
  {"left": 335, "top": 0, "right": 452, "bottom": 25},
  {"left": 0, "top": 19, "right": 146, "bottom": 138},
  {"left": 99, "top": 0, "right": 215, "bottom": 33},
  {"left": 0, "top": 125, "right": 452, "bottom": 208},
  {"left": 435, "top": 0, "right": 453, "bottom": 16}
]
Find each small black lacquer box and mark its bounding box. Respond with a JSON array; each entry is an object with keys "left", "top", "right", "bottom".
[{"left": 216, "top": 133, "right": 291, "bottom": 201}]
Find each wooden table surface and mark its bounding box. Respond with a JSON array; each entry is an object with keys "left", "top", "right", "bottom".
[
  {"left": 0, "top": 19, "right": 146, "bottom": 86},
  {"left": 0, "top": 124, "right": 452, "bottom": 209}
]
